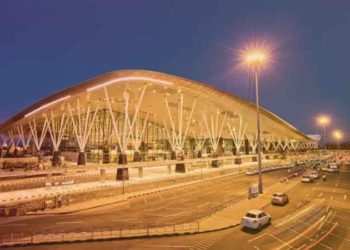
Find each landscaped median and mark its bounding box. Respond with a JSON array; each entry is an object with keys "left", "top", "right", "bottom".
[{"left": 0, "top": 173, "right": 301, "bottom": 247}]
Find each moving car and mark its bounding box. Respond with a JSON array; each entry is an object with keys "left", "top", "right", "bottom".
[
  {"left": 327, "top": 168, "right": 339, "bottom": 173},
  {"left": 329, "top": 163, "right": 338, "bottom": 169},
  {"left": 271, "top": 192, "right": 289, "bottom": 205},
  {"left": 321, "top": 163, "right": 340, "bottom": 173},
  {"left": 242, "top": 210, "right": 271, "bottom": 230},
  {"left": 301, "top": 175, "right": 314, "bottom": 183},
  {"left": 310, "top": 171, "right": 320, "bottom": 179},
  {"left": 328, "top": 163, "right": 339, "bottom": 172}
]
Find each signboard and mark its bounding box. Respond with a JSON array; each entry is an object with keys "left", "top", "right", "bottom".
[{"left": 248, "top": 184, "right": 259, "bottom": 199}]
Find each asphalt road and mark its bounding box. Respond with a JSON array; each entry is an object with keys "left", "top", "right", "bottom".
[
  {"left": 0, "top": 167, "right": 297, "bottom": 235},
  {"left": 10, "top": 167, "right": 349, "bottom": 250}
]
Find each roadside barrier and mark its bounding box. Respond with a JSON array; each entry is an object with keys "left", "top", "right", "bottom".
[
  {"left": 0, "top": 221, "right": 200, "bottom": 247},
  {"left": 246, "top": 164, "right": 292, "bottom": 175}
]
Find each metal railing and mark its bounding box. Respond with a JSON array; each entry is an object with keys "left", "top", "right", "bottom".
[{"left": 0, "top": 221, "right": 200, "bottom": 247}]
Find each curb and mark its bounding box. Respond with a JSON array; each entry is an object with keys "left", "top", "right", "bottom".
[{"left": 0, "top": 222, "right": 243, "bottom": 248}]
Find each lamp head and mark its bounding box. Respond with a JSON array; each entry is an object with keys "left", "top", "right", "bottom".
[{"left": 245, "top": 51, "right": 267, "bottom": 66}]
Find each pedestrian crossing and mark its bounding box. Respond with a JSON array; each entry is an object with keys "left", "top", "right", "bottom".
[{"left": 189, "top": 230, "right": 231, "bottom": 250}]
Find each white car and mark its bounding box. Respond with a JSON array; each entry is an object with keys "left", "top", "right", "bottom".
[
  {"left": 310, "top": 171, "right": 320, "bottom": 179},
  {"left": 327, "top": 168, "right": 339, "bottom": 173},
  {"left": 321, "top": 166, "right": 329, "bottom": 172},
  {"left": 242, "top": 210, "right": 271, "bottom": 230},
  {"left": 301, "top": 175, "right": 314, "bottom": 183},
  {"left": 271, "top": 193, "right": 289, "bottom": 205},
  {"left": 329, "top": 163, "right": 338, "bottom": 169}
]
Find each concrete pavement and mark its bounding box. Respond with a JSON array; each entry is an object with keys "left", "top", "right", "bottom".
[
  {"left": 4, "top": 153, "right": 345, "bottom": 250},
  {"left": 0, "top": 160, "right": 281, "bottom": 208},
  {"left": 0, "top": 167, "right": 302, "bottom": 247}
]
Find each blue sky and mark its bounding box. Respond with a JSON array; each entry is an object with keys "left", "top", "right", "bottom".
[{"left": 1, "top": 0, "right": 350, "bottom": 139}]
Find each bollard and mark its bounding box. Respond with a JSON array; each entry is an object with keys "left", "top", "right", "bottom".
[
  {"left": 167, "top": 165, "right": 172, "bottom": 174},
  {"left": 138, "top": 167, "right": 143, "bottom": 178}
]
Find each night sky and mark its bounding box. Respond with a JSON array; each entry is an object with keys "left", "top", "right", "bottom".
[{"left": 0, "top": 0, "right": 349, "bottom": 140}]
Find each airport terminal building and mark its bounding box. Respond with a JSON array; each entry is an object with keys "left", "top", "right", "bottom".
[{"left": 0, "top": 70, "right": 317, "bottom": 168}]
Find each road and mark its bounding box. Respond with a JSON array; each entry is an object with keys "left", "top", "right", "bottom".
[
  {"left": 8, "top": 167, "right": 349, "bottom": 250},
  {"left": 0, "top": 167, "right": 297, "bottom": 235}
]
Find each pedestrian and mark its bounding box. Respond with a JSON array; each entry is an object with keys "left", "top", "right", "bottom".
[{"left": 57, "top": 194, "right": 62, "bottom": 207}]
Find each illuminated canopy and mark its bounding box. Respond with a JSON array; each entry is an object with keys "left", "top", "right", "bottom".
[{"left": 0, "top": 69, "right": 309, "bottom": 141}]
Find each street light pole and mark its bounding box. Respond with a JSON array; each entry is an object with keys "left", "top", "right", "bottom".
[
  {"left": 255, "top": 66, "right": 263, "bottom": 194},
  {"left": 323, "top": 126, "right": 327, "bottom": 150},
  {"left": 244, "top": 49, "right": 267, "bottom": 194},
  {"left": 317, "top": 115, "right": 330, "bottom": 151}
]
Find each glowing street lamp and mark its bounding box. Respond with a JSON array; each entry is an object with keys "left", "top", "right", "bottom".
[
  {"left": 332, "top": 130, "right": 343, "bottom": 148},
  {"left": 245, "top": 49, "right": 268, "bottom": 194},
  {"left": 317, "top": 115, "right": 331, "bottom": 149}
]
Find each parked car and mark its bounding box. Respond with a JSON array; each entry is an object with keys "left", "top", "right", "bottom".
[
  {"left": 301, "top": 175, "right": 314, "bottom": 183},
  {"left": 321, "top": 166, "right": 329, "bottom": 172},
  {"left": 242, "top": 210, "right": 271, "bottom": 230},
  {"left": 271, "top": 193, "right": 289, "bottom": 205},
  {"left": 329, "top": 163, "right": 339, "bottom": 169},
  {"left": 310, "top": 171, "right": 320, "bottom": 179},
  {"left": 296, "top": 160, "right": 305, "bottom": 166},
  {"left": 327, "top": 168, "right": 340, "bottom": 173}
]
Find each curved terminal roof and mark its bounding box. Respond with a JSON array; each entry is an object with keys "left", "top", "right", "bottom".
[{"left": 0, "top": 69, "right": 310, "bottom": 141}]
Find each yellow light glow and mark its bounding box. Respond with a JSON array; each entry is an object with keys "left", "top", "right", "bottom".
[
  {"left": 245, "top": 51, "right": 267, "bottom": 65},
  {"left": 233, "top": 37, "right": 278, "bottom": 75},
  {"left": 317, "top": 115, "right": 330, "bottom": 127},
  {"left": 332, "top": 130, "right": 343, "bottom": 140}
]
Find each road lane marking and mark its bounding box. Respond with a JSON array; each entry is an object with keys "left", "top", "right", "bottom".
[
  {"left": 344, "top": 194, "right": 347, "bottom": 200},
  {"left": 199, "top": 202, "right": 210, "bottom": 208},
  {"left": 276, "top": 215, "right": 328, "bottom": 250},
  {"left": 248, "top": 233, "right": 267, "bottom": 243},
  {"left": 146, "top": 206, "right": 165, "bottom": 212},
  {"left": 330, "top": 196, "right": 333, "bottom": 201},
  {"left": 304, "top": 222, "right": 338, "bottom": 250},
  {"left": 275, "top": 199, "right": 324, "bottom": 227},
  {"left": 318, "top": 192, "right": 323, "bottom": 197},
  {"left": 140, "top": 244, "right": 190, "bottom": 248},
  {"left": 111, "top": 218, "right": 137, "bottom": 222},
  {"left": 267, "top": 233, "right": 295, "bottom": 250},
  {"left": 329, "top": 232, "right": 350, "bottom": 242},
  {"left": 165, "top": 211, "right": 187, "bottom": 217},
  {"left": 296, "top": 244, "right": 306, "bottom": 249},
  {"left": 157, "top": 192, "right": 164, "bottom": 201},
  {"left": 56, "top": 221, "right": 83, "bottom": 225},
  {"left": 253, "top": 246, "right": 261, "bottom": 250},
  {"left": 145, "top": 213, "right": 164, "bottom": 217},
  {"left": 2, "top": 223, "right": 28, "bottom": 227}
]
